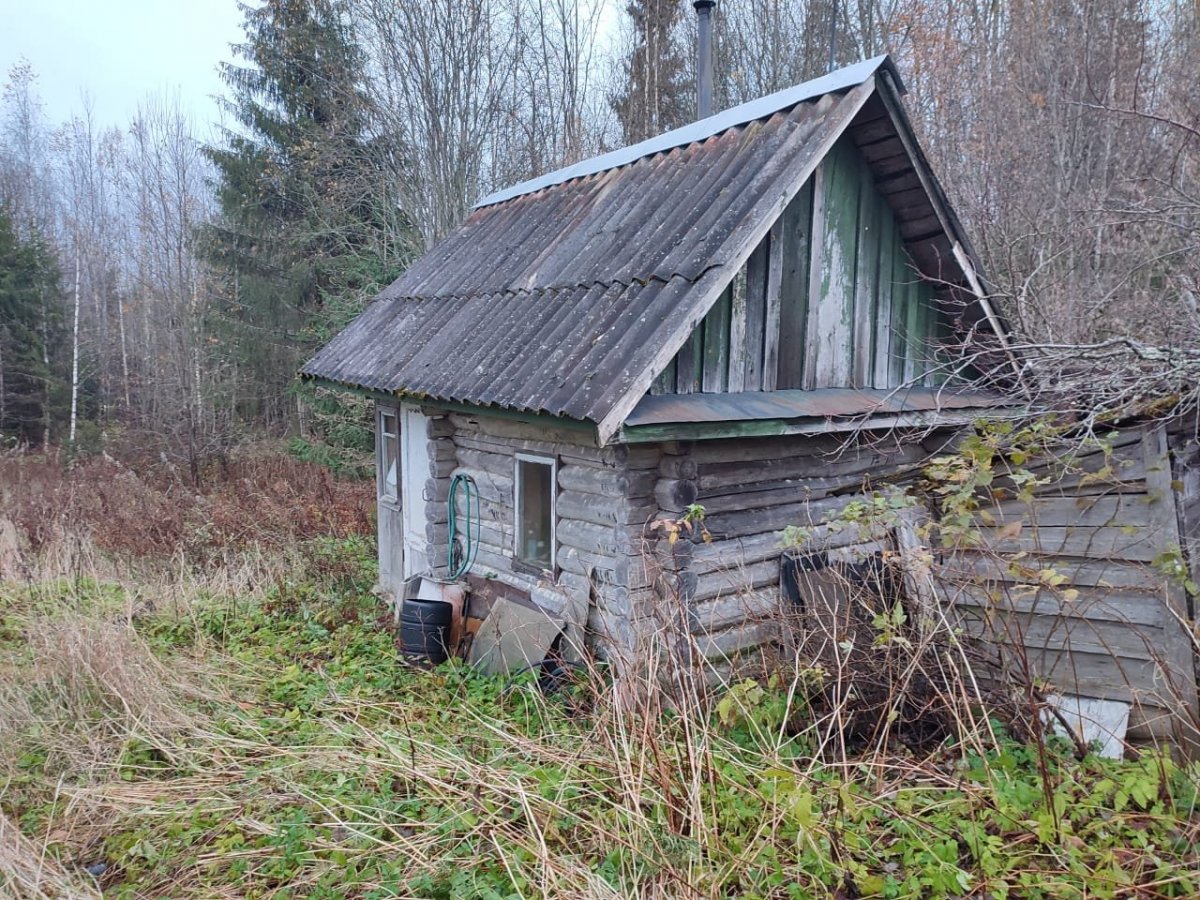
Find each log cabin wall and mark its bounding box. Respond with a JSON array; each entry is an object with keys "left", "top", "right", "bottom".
[
  {"left": 939, "top": 423, "right": 1199, "bottom": 751},
  {"left": 437, "top": 410, "right": 660, "bottom": 663},
  {"left": 653, "top": 431, "right": 941, "bottom": 672},
  {"left": 651, "top": 134, "right": 948, "bottom": 398},
  {"left": 647, "top": 424, "right": 1198, "bottom": 753}
]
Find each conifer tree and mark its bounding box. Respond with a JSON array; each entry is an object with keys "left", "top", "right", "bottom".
[
  {"left": 610, "top": 0, "right": 691, "bottom": 145},
  {"left": 0, "top": 206, "right": 62, "bottom": 443},
  {"left": 203, "top": 0, "right": 399, "bottom": 432}
]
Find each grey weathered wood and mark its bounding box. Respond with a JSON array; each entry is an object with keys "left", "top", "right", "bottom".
[
  {"left": 658, "top": 455, "right": 698, "bottom": 479},
  {"left": 655, "top": 478, "right": 699, "bottom": 512},
  {"left": 1141, "top": 423, "right": 1200, "bottom": 755},
  {"left": 761, "top": 219, "right": 785, "bottom": 391},
  {"left": 692, "top": 559, "right": 779, "bottom": 603},
  {"left": 676, "top": 331, "right": 697, "bottom": 394},
  {"left": 694, "top": 621, "right": 780, "bottom": 661},
  {"left": 956, "top": 610, "right": 1163, "bottom": 665},
  {"left": 557, "top": 465, "right": 652, "bottom": 497},
  {"left": 776, "top": 183, "right": 812, "bottom": 390},
  {"left": 556, "top": 491, "right": 654, "bottom": 528},
  {"left": 450, "top": 467, "right": 512, "bottom": 503},
  {"left": 448, "top": 412, "right": 596, "bottom": 448},
  {"left": 702, "top": 285, "right": 732, "bottom": 393},
  {"left": 743, "top": 235, "right": 769, "bottom": 391},
  {"left": 558, "top": 519, "right": 629, "bottom": 556},
  {"left": 948, "top": 584, "right": 1163, "bottom": 628},
  {"left": 698, "top": 444, "right": 926, "bottom": 492},
  {"left": 871, "top": 208, "right": 896, "bottom": 387},
  {"left": 976, "top": 523, "right": 1163, "bottom": 562},
  {"left": 691, "top": 588, "right": 780, "bottom": 632},
  {"left": 702, "top": 494, "right": 864, "bottom": 541},
  {"left": 974, "top": 495, "right": 1155, "bottom": 529},
  {"left": 802, "top": 161, "right": 828, "bottom": 388},
  {"left": 852, "top": 160, "right": 880, "bottom": 388},
  {"left": 455, "top": 446, "right": 514, "bottom": 477},
  {"left": 727, "top": 269, "right": 748, "bottom": 392},
  {"left": 944, "top": 551, "right": 1161, "bottom": 591}
]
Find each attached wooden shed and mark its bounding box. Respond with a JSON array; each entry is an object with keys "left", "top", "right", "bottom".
[{"left": 303, "top": 57, "right": 1198, "bottom": 749}]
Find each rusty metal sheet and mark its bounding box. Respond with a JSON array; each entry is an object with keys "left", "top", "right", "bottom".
[{"left": 623, "top": 387, "right": 1009, "bottom": 427}]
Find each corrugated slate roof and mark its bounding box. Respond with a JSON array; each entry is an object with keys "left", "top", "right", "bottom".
[{"left": 305, "top": 67, "right": 879, "bottom": 433}]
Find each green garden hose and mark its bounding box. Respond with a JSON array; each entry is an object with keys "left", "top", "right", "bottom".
[{"left": 447, "top": 472, "right": 479, "bottom": 578}]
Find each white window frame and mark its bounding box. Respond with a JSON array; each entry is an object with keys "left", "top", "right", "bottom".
[
  {"left": 513, "top": 452, "right": 557, "bottom": 572},
  {"left": 377, "top": 405, "right": 400, "bottom": 503}
]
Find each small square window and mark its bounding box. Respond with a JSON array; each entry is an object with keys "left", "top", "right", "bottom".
[{"left": 515, "top": 455, "right": 556, "bottom": 570}]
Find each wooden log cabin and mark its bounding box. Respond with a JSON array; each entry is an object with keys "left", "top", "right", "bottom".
[{"left": 303, "top": 57, "right": 1199, "bottom": 752}]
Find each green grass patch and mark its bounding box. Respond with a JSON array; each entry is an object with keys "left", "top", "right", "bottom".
[{"left": 2, "top": 538, "right": 1198, "bottom": 898}]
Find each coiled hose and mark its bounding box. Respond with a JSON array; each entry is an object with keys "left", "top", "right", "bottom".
[{"left": 446, "top": 472, "right": 479, "bottom": 578}]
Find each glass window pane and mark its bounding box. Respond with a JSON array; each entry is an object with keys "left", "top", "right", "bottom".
[
  {"left": 380, "top": 413, "right": 398, "bottom": 498},
  {"left": 518, "top": 459, "right": 553, "bottom": 568}
]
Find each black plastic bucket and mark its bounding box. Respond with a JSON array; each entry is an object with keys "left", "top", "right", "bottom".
[{"left": 399, "top": 597, "right": 453, "bottom": 664}]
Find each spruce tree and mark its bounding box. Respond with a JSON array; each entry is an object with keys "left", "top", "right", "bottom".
[
  {"left": 203, "top": 0, "right": 399, "bottom": 434},
  {"left": 0, "top": 206, "right": 62, "bottom": 444},
  {"left": 610, "top": 0, "right": 691, "bottom": 145}
]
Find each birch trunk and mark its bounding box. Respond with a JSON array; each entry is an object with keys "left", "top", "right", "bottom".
[{"left": 69, "top": 251, "right": 81, "bottom": 445}]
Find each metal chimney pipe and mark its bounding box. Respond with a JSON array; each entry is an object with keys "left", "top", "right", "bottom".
[{"left": 694, "top": 0, "right": 716, "bottom": 118}]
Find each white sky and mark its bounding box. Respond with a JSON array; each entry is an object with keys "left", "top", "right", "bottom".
[{"left": 0, "top": 0, "right": 244, "bottom": 130}]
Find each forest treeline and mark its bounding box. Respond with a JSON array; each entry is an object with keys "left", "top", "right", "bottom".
[{"left": 0, "top": 0, "right": 1196, "bottom": 475}]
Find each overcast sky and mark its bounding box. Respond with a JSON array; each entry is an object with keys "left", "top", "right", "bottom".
[{"left": 0, "top": 0, "right": 244, "bottom": 132}]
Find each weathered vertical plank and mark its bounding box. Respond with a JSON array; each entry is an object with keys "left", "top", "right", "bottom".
[
  {"left": 802, "top": 163, "right": 828, "bottom": 388},
  {"left": 776, "top": 182, "right": 812, "bottom": 389},
  {"left": 872, "top": 203, "right": 896, "bottom": 388},
  {"left": 652, "top": 358, "right": 676, "bottom": 395},
  {"left": 743, "top": 238, "right": 769, "bottom": 391},
  {"left": 761, "top": 220, "right": 784, "bottom": 391},
  {"left": 902, "top": 259, "right": 924, "bottom": 384},
  {"left": 807, "top": 141, "right": 859, "bottom": 388},
  {"left": 1142, "top": 424, "right": 1200, "bottom": 759},
  {"left": 888, "top": 242, "right": 909, "bottom": 385},
  {"left": 676, "top": 331, "right": 697, "bottom": 394},
  {"left": 852, "top": 159, "right": 880, "bottom": 388},
  {"left": 702, "top": 285, "right": 731, "bottom": 392},
  {"left": 727, "top": 269, "right": 748, "bottom": 392}
]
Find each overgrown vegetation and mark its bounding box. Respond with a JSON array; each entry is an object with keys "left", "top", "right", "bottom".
[{"left": 2, "top": 447, "right": 1199, "bottom": 898}]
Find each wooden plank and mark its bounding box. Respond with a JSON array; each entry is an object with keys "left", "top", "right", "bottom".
[
  {"left": 698, "top": 443, "right": 926, "bottom": 492},
  {"left": 1141, "top": 423, "right": 1200, "bottom": 756},
  {"left": 694, "top": 620, "right": 780, "bottom": 661},
  {"left": 743, "top": 237, "right": 769, "bottom": 391},
  {"left": 852, "top": 157, "right": 880, "bottom": 388},
  {"left": 702, "top": 285, "right": 732, "bottom": 392},
  {"left": 947, "top": 583, "right": 1163, "bottom": 629},
  {"left": 872, "top": 208, "right": 896, "bottom": 387},
  {"left": 676, "top": 330, "right": 697, "bottom": 394},
  {"left": 775, "top": 184, "right": 811, "bottom": 390},
  {"left": 888, "top": 241, "right": 909, "bottom": 385},
  {"left": 801, "top": 161, "right": 827, "bottom": 388},
  {"left": 727, "top": 269, "right": 748, "bottom": 392},
  {"left": 691, "top": 584, "right": 780, "bottom": 630},
  {"left": 651, "top": 358, "right": 675, "bottom": 395},
  {"left": 973, "top": 494, "right": 1156, "bottom": 529},
  {"left": 957, "top": 610, "right": 1163, "bottom": 666},
  {"left": 806, "top": 140, "right": 860, "bottom": 388},
  {"left": 761, "top": 220, "right": 784, "bottom": 392},
  {"left": 975, "top": 524, "right": 1164, "bottom": 562},
  {"left": 942, "top": 551, "right": 1162, "bottom": 591},
  {"left": 692, "top": 559, "right": 779, "bottom": 604}
]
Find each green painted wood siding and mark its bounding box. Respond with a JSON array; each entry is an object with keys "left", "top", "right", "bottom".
[{"left": 651, "top": 135, "right": 945, "bottom": 396}]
